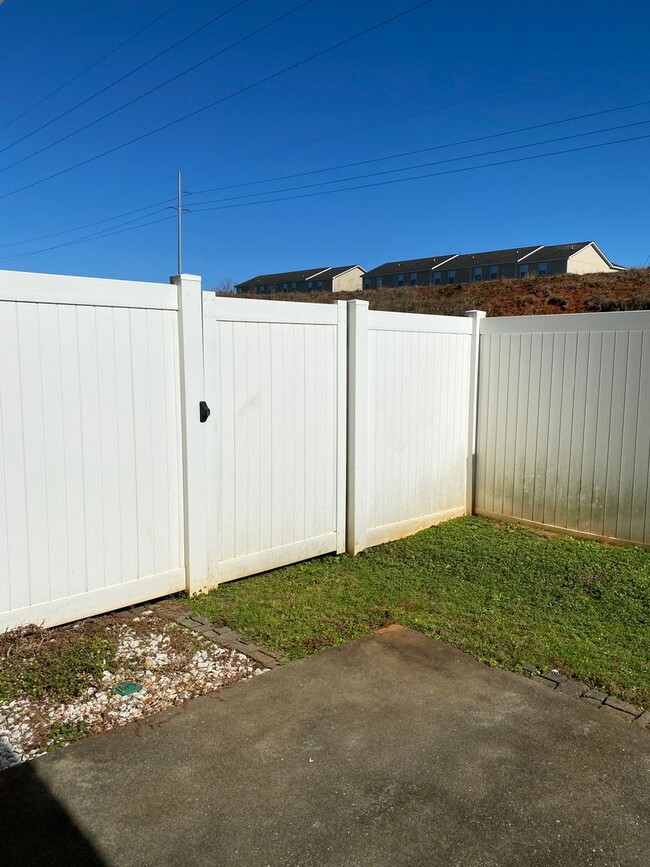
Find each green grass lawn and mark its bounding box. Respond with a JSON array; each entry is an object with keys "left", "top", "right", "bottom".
[{"left": 187, "top": 517, "right": 650, "bottom": 707}]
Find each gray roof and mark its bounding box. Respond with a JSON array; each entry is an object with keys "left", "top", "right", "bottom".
[
  {"left": 327, "top": 265, "right": 362, "bottom": 278},
  {"left": 235, "top": 268, "right": 329, "bottom": 289},
  {"left": 365, "top": 242, "right": 612, "bottom": 276},
  {"left": 235, "top": 265, "right": 363, "bottom": 289},
  {"left": 523, "top": 242, "right": 591, "bottom": 263},
  {"left": 364, "top": 255, "right": 456, "bottom": 278},
  {"left": 449, "top": 246, "right": 541, "bottom": 268}
]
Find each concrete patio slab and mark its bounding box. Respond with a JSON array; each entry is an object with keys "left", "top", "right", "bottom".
[{"left": 2, "top": 625, "right": 648, "bottom": 867}]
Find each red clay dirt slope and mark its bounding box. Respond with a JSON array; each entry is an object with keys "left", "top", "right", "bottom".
[{"left": 232, "top": 268, "right": 650, "bottom": 317}]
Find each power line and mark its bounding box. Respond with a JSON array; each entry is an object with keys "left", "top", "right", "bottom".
[
  {"left": 189, "top": 98, "right": 650, "bottom": 194},
  {"left": 0, "top": 198, "right": 175, "bottom": 249},
  {"left": 188, "top": 117, "right": 650, "bottom": 205},
  {"left": 72, "top": 41, "right": 648, "bottom": 206},
  {"left": 4, "top": 113, "right": 646, "bottom": 255},
  {"left": 0, "top": 0, "right": 192, "bottom": 134},
  {"left": 3, "top": 99, "right": 645, "bottom": 254},
  {"left": 0, "top": 0, "right": 436, "bottom": 202},
  {"left": 6, "top": 129, "right": 648, "bottom": 263},
  {"left": 2, "top": 97, "right": 642, "bottom": 252},
  {"left": 0, "top": 212, "right": 176, "bottom": 263},
  {"left": 183, "top": 46, "right": 650, "bottom": 177},
  {"left": 0, "top": 0, "right": 316, "bottom": 178},
  {"left": 5, "top": 2, "right": 646, "bottom": 247},
  {"left": 0, "top": 0, "right": 251, "bottom": 157},
  {"left": 187, "top": 130, "right": 650, "bottom": 212}
]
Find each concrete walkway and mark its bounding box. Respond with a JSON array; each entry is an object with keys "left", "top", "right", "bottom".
[{"left": 2, "top": 625, "right": 648, "bottom": 867}]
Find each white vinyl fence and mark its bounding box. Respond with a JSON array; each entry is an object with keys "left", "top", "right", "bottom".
[
  {"left": 475, "top": 312, "right": 650, "bottom": 546},
  {"left": 346, "top": 303, "right": 477, "bottom": 552},
  {"left": 0, "top": 270, "right": 185, "bottom": 631},
  {"left": 2, "top": 267, "right": 649, "bottom": 632}
]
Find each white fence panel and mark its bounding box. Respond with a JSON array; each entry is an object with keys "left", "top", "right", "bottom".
[
  {"left": 475, "top": 311, "right": 650, "bottom": 546},
  {"left": 0, "top": 271, "right": 185, "bottom": 630},
  {"left": 203, "top": 296, "right": 347, "bottom": 583},
  {"left": 348, "top": 303, "right": 474, "bottom": 551}
]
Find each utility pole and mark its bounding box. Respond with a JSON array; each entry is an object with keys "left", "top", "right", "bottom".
[
  {"left": 173, "top": 171, "right": 191, "bottom": 274},
  {"left": 177, "top": 169, "right": 183, "bottom": 275}
]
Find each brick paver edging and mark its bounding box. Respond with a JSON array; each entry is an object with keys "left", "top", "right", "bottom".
[
  {"left": 176, "top": 613, "right": 648, "bottom": 730},
  {"left": 176, "top": 613, "right": 283, "bottom": 669},
  {"left": 523, "top": 664, "right": 649, "bottom": 730}
]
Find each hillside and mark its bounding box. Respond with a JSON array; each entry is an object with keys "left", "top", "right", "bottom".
[{"left": 232, "top": 269, "right": 650, "bottom": 317}]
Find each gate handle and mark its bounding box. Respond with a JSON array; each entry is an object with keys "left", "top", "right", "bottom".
[{"left": 199, "top": 401, "right": 211, "bottom": 423}]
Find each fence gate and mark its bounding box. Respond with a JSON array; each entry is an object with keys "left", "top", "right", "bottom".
[{"left": 202, "top": 295, "right": 347, "bottom": 584}]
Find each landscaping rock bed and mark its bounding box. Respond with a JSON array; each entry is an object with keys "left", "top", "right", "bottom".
[{"left": 0, "top": 607, "right": 266, "bottom": 770}]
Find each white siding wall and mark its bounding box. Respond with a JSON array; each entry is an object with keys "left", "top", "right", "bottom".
[
  {"left": 203, "top": 296, "right": 347, "bottom": 583},
  {"left": 475, "top": 312, "right": 650, "bottom": 545},
  {"left": 360, "top": 310, "right": 473, "bottom": 548},
  {"left": 0, "top": 271, "right": 185, "bottom": 630}
]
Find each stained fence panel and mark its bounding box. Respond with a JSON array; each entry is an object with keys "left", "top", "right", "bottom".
[
  {"left": 364, "top": 311, "right": 473, "bottom": 547},
  {"left": 203, "top": 296, "right": 347, "bottom": 583},
  {"left": 0, "top": 271, "right": 184, "bottom": 630},
  {"left": 476, "top": 312, "right": 650, "bottom": 546}
]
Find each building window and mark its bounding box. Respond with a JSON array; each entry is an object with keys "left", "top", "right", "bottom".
[
  {"left": 316, "top": 280, "right": 323, "bottom": 290},
  {"left": 396, "top": 273, "right": 405, "bottom": 287},
  {"left": 363, "top": 277, "right": 371, "bottom": 289},
  {"left": 410, "top": 272, "right": 418, "bottom": 286},
  {"left": 376, "top": 276, "right": 383, "bottom": 288},
  {"left": 518, "top": 263, "right": 529, "bottom": 277},
  {"left": 538, "top": 262, "right": 547, "bottom": 276},
  {"left": 307, "top": 281, "right": 313, "bottom": 291},
  {"left": 282, "top": 283, "right": 288, "bottom": 292},
  {"left": 433, "top": 271, "right": 442, "bottom": 285},
  {"left": 291, "top": 282, "right": 297, "bottom": 290},
  {"left": 447, "top": 270, "right": 456, "bottom": 284},
  {"left": 490, "top": 265, "right": 498, "bottom": 280},
  {"left": 473, "top": 267, "right": 482, "bottom": 281}
]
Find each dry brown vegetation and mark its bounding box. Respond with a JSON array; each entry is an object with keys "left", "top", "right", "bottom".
[{"left": 231, "top": 268, "right": 650, "bottom": 317}]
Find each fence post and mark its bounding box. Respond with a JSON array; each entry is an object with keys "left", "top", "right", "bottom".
[
  {"left": 464, "top": 309, "right": 486, "bottom": 515},
  {"left": 172, "top": 273, "right": 209, "bottom": 595},
  {"left": 346, "top": 299, "right": 369, "bottom": 555},
  {"left": 336, "top": 300, "right": 348, "bottom": 554}
]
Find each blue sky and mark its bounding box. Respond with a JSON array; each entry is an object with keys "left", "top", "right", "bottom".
[{"left": 1, "top": 0, "right": 649, "bottom": 287}]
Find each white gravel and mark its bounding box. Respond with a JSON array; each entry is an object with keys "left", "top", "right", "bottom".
[{"left": 0, "top": 614, "right": 266, "bottom": 770}]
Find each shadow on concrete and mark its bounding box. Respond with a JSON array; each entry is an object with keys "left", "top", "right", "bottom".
[{"left": 1, "top": 761, "right": 106, "bottom": 867}]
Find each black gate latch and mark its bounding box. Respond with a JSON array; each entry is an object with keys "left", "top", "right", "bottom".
[{"left": 199, "top": 401, "right": 211, "bottom": 423}]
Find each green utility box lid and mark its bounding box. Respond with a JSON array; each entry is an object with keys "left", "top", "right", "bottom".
[{"left": 111, "top": 681, "right": 142, "bottom": 697}]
